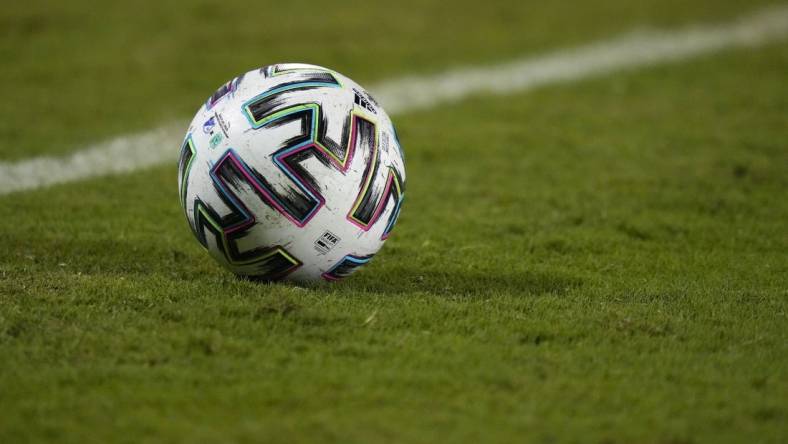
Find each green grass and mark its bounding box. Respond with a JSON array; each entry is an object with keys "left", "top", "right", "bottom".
[
  {"left": 1, "top": 1, "right": 787, "bottom": 443},
  {"left": 0, "top": 0, "right": 781, "bottom": 160}
]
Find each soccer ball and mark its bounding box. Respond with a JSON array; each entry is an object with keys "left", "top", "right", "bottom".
[{"left": 177, "top": 63, "right": 406, "bottom": 283}]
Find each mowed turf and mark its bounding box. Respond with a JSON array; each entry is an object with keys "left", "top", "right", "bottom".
[
  {"left": 0, "top": 0, "right": 781, "bottom": 161},
  {"left": 1, "top": 3, "right": 788, "bottom": 444}
]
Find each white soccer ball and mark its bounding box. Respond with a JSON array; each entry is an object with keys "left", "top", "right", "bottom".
[{"left": 178, "top": 63, "right": 406, "bottom": 283}]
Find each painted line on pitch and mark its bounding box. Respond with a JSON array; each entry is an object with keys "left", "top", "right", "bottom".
[{"left": 1, "top": 4, "right": 787, "bottom": 196}]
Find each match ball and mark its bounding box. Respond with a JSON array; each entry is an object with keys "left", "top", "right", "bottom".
[{"left": 177, "top": 64, "right": 406, "bottom": 283}]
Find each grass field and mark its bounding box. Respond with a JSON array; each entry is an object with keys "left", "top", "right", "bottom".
[{"left": 1, "top": 1, "right": 787, "bottom": 443}]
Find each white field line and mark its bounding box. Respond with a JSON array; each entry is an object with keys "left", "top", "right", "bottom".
[{"left": 1, "top": 4, "right": 787, "bottom": 196}]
